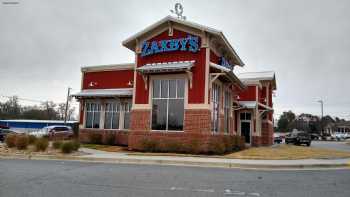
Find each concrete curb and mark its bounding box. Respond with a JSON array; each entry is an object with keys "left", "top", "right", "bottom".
[{"left": 1, "top": 153, "right": 350, "bottom": 170}]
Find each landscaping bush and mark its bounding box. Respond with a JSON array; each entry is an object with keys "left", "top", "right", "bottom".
[
  {"left": 28, "top": 135, "right": 37, "bottom": 145},
  {"left": 61, "top": 141, "right": 74, "bottom": 154},
  {"left": 105, "top": 133, "right": 115, "bottom": 145},
  {"left": 71, "top": 140, "right": 80, "bottom": 151},
  {"left": 162, "top": 140, "right": 183, "bottom": 153},
  {"left": 208, "top": 138, "right": 226, "bottom": 155},
  {"left": 35, "top": 138, "right": 49, "bottom": 152},
  {"left": 88, "top": 133, "right": 103, "bottom": 144},
  {"left": 52, "top": 141, "right": 62, "bottom": 149},
  {"left": 185, "top": 139, "right": 201, "bottom": 154},
  {"left": 5, "top": 133, "right": 17, "bottom": 148},
  {"left": 139, "top": 138, "right": 159, "bottom": 152},
  {"left": 15, "top": 135, "right": 29, "bottom": 150},
  {"left": 222, "top": 136, "right": 234, "bottom": 153}
]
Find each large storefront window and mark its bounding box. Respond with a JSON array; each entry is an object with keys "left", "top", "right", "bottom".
[
  {"left": 212, "top": 84, "right": 220, "bottom": 133},
  {"left": 122, "top": 101, "right": 131, "bottom": 129},
  {"left": 224, "top": 90, "right": 231, "bottom": 133},
  {"left": 104, "top": 102, "right": 119, "bottom": 129},
  {"left": 85, "top": 99, "right": 131, "bottom": 130},
  {"left": 152, "top": 79, "right": 185, "bottom": 131},
  {"left": 85, "top": 102, "right": 101, "bottom": 129}
]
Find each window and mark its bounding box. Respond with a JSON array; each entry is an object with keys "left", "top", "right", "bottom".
[
  {"left": 240, "top": 112, "right": 251, "bottom": 121},
  {"left": 224, "top": 90, "right": 231, "bottom": 133},
  {"left": 152, "top": 79, "right": 185, "bottom": 131},
  {"left": 212, "top": 84, "right": 220, "bottom": 133},
  {"left": 104, "top": 102, "right": 119, "bottom": 129},
  {"left": 122, "top": 101, "right": 131, "bottom": 129},
  {"left": 85, "top": 102, "right": 101, "bottom": 128}
]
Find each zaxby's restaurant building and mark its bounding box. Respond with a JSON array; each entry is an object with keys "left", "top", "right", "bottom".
[{"left": 72, "top": 16, "right": 276, "bottom": 150}]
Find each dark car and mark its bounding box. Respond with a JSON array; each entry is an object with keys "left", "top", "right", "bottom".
[
  {"left": 0, "top": 128, "right": 15, "bottom": 142},
  {"left": 285, "top": 131, "right": 311, "bottom": 146},
  {"left": 310, "top": 133, "right": 320, "bottom": 140}
]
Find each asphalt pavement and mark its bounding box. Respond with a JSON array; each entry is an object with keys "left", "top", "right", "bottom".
[
  {"left": 311, "top": 140, "right": 350, "bottom": 152},
  {"left": 0, "top": 159, "right": 349, "bottom": 197}
]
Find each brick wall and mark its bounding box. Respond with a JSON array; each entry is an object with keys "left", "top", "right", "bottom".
[
  {"left": 251, "top": 136, "right": 262, "bottom": 147},
  {"left": 184, "top": 109, "right": 211, "bottom": 133},
  {"left": 79, "top": 129, "right": 129, "bottom": 146},
  {"left": 261, "top": 122, "right": 274, "bottom": 146},
  {"left": 130, "top": 109, "right": 151, "bottom": 131}
]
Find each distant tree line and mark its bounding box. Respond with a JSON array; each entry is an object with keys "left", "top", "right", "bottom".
[
  {"left": 276, "top": 110, "right": 346, "bottom": 133},
  {"left": 0, "top": 96, "right": 76, "bottom": 121}
]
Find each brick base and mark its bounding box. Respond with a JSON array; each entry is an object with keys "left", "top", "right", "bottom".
[
  {"left": 251, "top": 136, "right": 262, "bottom": 147},
  {"left": 261, "top": 122, "right": 274, "bottom": 146},
  {"left": 79, "top": 129, "right": 129, "bottom": 146}
]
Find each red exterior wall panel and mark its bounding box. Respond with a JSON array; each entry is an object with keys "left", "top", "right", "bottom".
[
  {"left": 238, "top": 86, "right": 256, "bottom": 101},
  {"left": 82, "top": 70, "right": 134, "bottom": 90}
]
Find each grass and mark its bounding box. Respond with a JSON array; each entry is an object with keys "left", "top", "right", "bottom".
[
  {"left": 225, "top": 144, "right": 350, "bottom": 160},
  {"left": 80, "top": 143, "right": 350, "bottom": 160}
]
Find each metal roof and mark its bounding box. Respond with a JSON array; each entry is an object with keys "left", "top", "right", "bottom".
[
  {"left": 81, "top": 63, "right": 134, "bottom": 72},
  {"left": 71, "top": 88, "right": 133, "bottom": 98},
  {"left": 209, "top": 62, "right": 245, "bottom": 89},
  {"left": 238, "top": 71, "right": 276, "bottom": 90},
  {"left": 137, "top": 61, "right": 194, "bottom": 74},
  {"left": 238, "top": 101, "right": 257, "bottom": 109}
]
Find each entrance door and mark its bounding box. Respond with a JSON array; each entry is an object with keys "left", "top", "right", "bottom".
[
  {"left": 240, "top": 112, "right": 252, "bottom": 144},
  {"left": 241, "top": 122, "right": 251, "bottom": 143}
]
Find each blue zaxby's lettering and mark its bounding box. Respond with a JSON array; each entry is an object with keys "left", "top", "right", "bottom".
[{"left": 141, "top": 35, "right": 199, "bottom": 57}]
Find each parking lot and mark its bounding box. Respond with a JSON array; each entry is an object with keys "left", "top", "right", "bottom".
[{"left": 310, "top": 140, "right": 350, "bottom": 152}]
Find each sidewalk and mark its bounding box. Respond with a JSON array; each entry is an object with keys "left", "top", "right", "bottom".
[{"left": 76, "top": 148, "right": 350, "bottom": 169}]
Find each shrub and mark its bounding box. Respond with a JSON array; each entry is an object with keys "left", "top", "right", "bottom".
[
  {"left": 88, "top": 133, "right": 102, "bottom": 144},
  {"left": 5, "top": 133, "right": 17, "bottom": 148},
  {"left": 35, "top": 138, "right": 49, "bottom": 151},
  {"left": 71, "top": 140, "right": 80, "bottom": 151},
  {"left": 52, "top": 141, "right": 62, "bottom": 149},
  {"left": 15, "top": 135, "right": 29, "bottom": 150},
  {"left": 162, "top": 140, "right": 183, "bottom": 153},
  {"left": 222, "top": 136, "right": 234, "bottom": 153},
  {"left": 105, "top": 133, "right": 115, "bottom": 145},
  {"left": 139, "top": 138, "right": 159, "bottom": 152},
  {"left": 185, "top": 139, "right": 201, "bottom": 154},
  {"left": 61, "top": 141, "right": 74, "bottom": 154},
  {"left": 208, "top": 138, "right": 226, "bottom": 155},
  {"left": 28, "top": 135, "right": 37, "bottom": 145}
]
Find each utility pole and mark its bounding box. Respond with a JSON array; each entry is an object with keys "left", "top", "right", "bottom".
[
  {"left": 317, "top": 100, "right": 324, "bottom": 134},
  {"left": 64, "top": 87, "right": 72, "bottom": 124}
]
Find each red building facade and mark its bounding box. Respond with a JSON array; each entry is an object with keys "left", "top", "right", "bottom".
[{"left": 73, "top": 16, "right": 276, "bottom": 150}]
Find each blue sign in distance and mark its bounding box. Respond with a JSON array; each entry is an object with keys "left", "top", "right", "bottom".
[
  {"left": 220, "top": 57, "right": 233, "bottom": 70},
  {"left": 141, "top": 35, "right": 199, "bottom": 57}
]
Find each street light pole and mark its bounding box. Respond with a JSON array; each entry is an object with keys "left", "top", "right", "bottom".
[
  {"left": 64, "top": 87, "right": 72, "bottom": 124},
  {"left": 317, "top": 100, "right": 324, "bottom": 134}
]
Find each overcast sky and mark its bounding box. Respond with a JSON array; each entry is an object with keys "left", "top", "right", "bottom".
[{"left": 1, "top": 0, "right": 349, "bottom": 120}]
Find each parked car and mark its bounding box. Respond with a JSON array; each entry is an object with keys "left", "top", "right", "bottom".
[
  {"left": 285, "top": 131, "right": 311, "bottom": 146},
  {"left": 42, "top": 125, "right": 74, "bottom": 139},
  {"left": 0, "top": 128, "right": 15, "bottom": 142},
  {"left": 274, "top": 133, "right": 283, "bottom": 144},
  {"left": 310, "top": 133, "right": 321, "bottom": 140},
  {"left": 333, "top": 133, "right": 346, "bottom": 141},
  {"left": 321, "top": 133, "right": 333, "bottom": 141}
]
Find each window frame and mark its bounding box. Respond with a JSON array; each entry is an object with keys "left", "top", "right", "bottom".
[
  {"left": 84, "top": 101, "right": 102, "bottom": 129},
  {"left": 212, "top": 83, "right": 220, "bottom": 133},
  {"left": 150, "top": 75, "right": 187, "bottom": 132},
  {"left": 224, "top": 90, "right": 231, "bottom": 134}
]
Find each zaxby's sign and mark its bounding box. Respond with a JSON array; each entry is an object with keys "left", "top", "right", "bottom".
[{"left": 141, "top": 35, "right": 199, "bottom": 57}]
